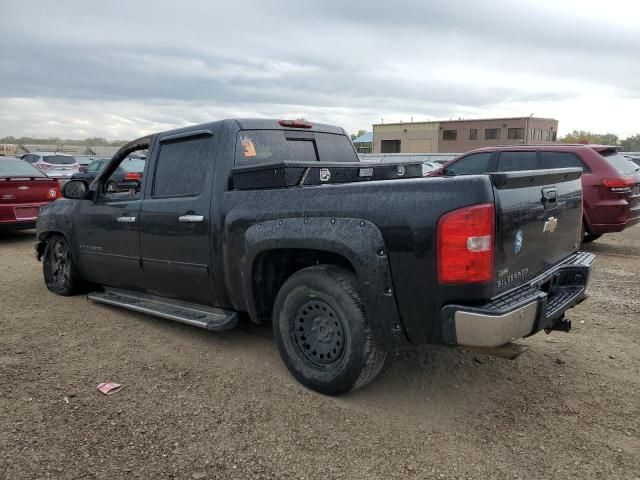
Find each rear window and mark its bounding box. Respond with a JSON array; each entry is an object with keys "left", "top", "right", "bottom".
[
  {"left": 120, "top": 158, "right": 146, "bottom": 172},
  {"left": 599, "top": 151, "right": 640, "bottom": 175},
  {"left": 540, "top": 151, "right": 589, "bottom": 172},
  {"left": 497, "top": 151, "right": 537, "bottom": 172},
  {"left": 235, "top": 130, "right": 357, "bottom": 166},
  {"left": 87, "top": 159, "right": 108, "bottom": 172},
  {"left": 0, "top": 159, "right": 46, "bottom": 177},
  {"left": 43, "top": 155, "right": 75, "bottom": 165}
]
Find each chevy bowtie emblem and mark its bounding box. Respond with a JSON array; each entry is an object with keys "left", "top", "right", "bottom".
[
  {"left": 543, "top": 216, "right": 558, "bottom": 233},
  {"left": 18, "top": 186, "right": 30, "bottom": 190}
]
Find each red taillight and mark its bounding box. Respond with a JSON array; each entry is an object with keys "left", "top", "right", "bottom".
[
  {"left": 38, "top": 163, "right": 52, "bottom": 170},
  {"left": 437, "top": 203, "right": 495, "bottom": 284},
  {"left": 278, "top": 119, "right": 312, "bottom": 129},
  {"left": 124, "top": 172, "right": 142, "bottom": 181},
  {"left": 601, "top": 177, "right": 634, "bottom": 193}
]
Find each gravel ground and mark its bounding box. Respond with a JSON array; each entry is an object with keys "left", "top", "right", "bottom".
[{"left": 1, "top": 228, "right": 639, "bottom": 479}]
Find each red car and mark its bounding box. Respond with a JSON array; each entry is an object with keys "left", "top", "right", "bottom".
[
  {"left": 0, "top": 157, "right": 60, "bottom": 231},
  {"left": 436, "top": 144, "right": 640, "bottom": 242}
]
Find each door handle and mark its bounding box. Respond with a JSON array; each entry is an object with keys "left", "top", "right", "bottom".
[
  {"left": 178, "top": 215, "right": 204, "bottom": 223},
  {"left": 117, "top": 216, "right": 136, "bottom": 223}
]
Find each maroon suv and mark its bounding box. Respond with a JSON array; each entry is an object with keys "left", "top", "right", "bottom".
[{"left": 437, "top": 144, "right": 640, "bottom": 242}]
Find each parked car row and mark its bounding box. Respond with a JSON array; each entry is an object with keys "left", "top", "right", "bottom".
[{"left": 435, "top": 144, "right": 640, "bottom": 242}]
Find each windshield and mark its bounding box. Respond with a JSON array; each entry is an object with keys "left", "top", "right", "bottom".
[
  {"left": 599, "top": 151, "right": 640, "bottom": 175},
  {"left": 0, "top": 159, "right": 46, "bottom": 177},
  {"left": 43, "top": 155, "right": 76, "bottom": 165},
  {"left": 120, "top": 158, "right": 146, "bottom": 172}
]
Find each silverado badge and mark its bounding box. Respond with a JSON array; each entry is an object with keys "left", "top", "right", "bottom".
[
  {"left": 543, "top": 216, "right": 558, "bottom": 233},
  {"left": 514, "top": 230, "right": 524, "bottom": 255}
]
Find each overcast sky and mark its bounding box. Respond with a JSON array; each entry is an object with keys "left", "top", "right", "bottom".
[{"left": 1, "top": 0, "right": 639, "bottom": 139}]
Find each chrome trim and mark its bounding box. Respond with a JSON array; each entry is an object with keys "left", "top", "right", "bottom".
[
  {"left": 454, "top": 301, "right": 538, "bottom": 348},
  {"left": 116, "top": 216, "right": 136, "bottom": 223},
  {"left": 178, "top": 215, "right": 204, "bottom": 223}
]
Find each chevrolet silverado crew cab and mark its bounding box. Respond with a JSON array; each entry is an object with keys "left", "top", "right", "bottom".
[{"left": 36, "top": 119, "right": 594, "bottom": 395}]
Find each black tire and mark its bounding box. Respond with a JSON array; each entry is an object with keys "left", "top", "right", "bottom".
[
  {"left": 272, "top": 265, "right": 386, "bottom": 395},
  {"left": 43, "top": 235, "right": 89, "bottom": 296},
  {"left": 581, "top": 221, "right": 602, "bottom": 243}
]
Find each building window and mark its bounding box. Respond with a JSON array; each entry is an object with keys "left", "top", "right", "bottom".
[
  {"left": 442, "top": 130, "right": 457, "bottom": 141},
  {"left": 552, "top": 131, "right": 557, "bottom": 141},
  {"left": 485, "top": 128, "right": 501, "bottom": 140},
  {"left": 469, "top": 129, "right": 478, "bottom": 140},
  {"left": 508, "top": 128, "right": 524, "bottom": 140},
  {"left": 529, "top": 129, "right": 535, "bottom": 141},
  {"left": 381, "top": 139, "right": 401, "bottom": 153}
]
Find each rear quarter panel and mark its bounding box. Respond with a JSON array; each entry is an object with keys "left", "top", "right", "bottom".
[{"left": 219, "top": 175, "right": 496, "bottom": 345}]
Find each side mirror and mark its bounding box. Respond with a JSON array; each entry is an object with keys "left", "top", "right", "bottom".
[{"left": 62, "top": 179, "right": 89, "bottom": 199}]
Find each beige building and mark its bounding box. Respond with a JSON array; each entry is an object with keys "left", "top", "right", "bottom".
[{"left": 372, "top": 117, "right": 558, "bottom": 154}]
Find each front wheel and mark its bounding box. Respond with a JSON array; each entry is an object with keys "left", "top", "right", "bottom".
[
  {"left": 272, "top": 265, "right": 386, "bottom": 395},
  {"left": 43, "top": 235, "right": 89, "bottom": 296}
]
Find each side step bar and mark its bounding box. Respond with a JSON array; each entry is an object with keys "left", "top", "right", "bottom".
[{"left": 88, "top": 288, "right": 239, "bottom": 331}]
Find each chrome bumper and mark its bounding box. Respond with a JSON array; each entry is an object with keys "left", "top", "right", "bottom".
[{"left": 441, "top": 251, "right": 595, "bottom": 348}]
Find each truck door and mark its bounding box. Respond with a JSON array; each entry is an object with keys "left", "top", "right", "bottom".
[
  {"left": 73, "top": 149, "right": 150, "bottom": 290},
  {"left": 139, "top": 130, "right": 219, "bottom": 306}
]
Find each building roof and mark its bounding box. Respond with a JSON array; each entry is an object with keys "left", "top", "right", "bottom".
[
  {"left": 352, "top": 132, "right": 373, "bottom": 143},
  {"left": 373, "top": 117, "right": 557, "bottom": 127}
]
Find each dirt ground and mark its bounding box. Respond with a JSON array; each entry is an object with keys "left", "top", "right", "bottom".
[{"left": 0, "top": 228, "right": 639, "bottom": 480}]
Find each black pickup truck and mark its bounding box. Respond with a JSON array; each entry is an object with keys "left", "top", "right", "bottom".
[{"left": 36, "top": 119, "right": 594, "bottom": 395}]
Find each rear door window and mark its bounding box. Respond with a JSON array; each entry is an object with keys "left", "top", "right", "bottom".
[
  {"left": 599, "top": 151, "right": 640, "bottom": 175},
  {"left": 497, "top": 151, "right": 537, "bottom": 172},
  {"left": 152, "top": 136, "right": 212, "bottom": 197},
  {"left": 540, "top": 151, "right": 590, "bottom": 172},
  {"left": 234, "top": 130, "right": 357, "bottom": 166},
  {"left": 445, "top": 152, "right": 492, "bottom": 175}
]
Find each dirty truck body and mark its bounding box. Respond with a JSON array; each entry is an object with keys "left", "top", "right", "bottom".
[{"left": 36, "top": 119, "right": 594, "bottom": 394}]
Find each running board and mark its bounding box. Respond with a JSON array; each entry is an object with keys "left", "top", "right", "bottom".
[{"left": 88, "top": 288, "right": 239, "bottom": 331}]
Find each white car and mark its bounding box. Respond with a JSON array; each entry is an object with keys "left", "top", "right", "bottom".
[{"left": 21, "top": 152, "right": 79, "bottom": 179}]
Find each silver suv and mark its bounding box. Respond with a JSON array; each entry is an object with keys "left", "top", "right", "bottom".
[{"left": 22, "top": 152, "right": 79, "bottom": 179}]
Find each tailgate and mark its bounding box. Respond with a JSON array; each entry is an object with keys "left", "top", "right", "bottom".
[
  {"left": 490, "top": 168, "right": 583, "bottom": 295},
  {"left": 0, "top": 178, "right": 58, "bottom": 204}
]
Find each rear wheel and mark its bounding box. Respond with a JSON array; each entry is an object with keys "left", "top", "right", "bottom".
[
  {"left": 581, "top": 221, "right": 602, "bottom": 243},
  {"left": 105, "top": 181, "right": 117, "bottom": 194},
  {"left": 272, "top": 265, "right": 386, "bottom": 395},
  {"left": 43, "top": 235, "right": 89, "bottom": 296}
]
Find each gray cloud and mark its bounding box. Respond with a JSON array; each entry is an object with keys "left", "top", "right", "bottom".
[{"left": 1, "top": 0, "right": 639, "bottom": 138}]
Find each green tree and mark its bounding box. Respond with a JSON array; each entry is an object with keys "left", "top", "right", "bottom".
[
  {"left": 350, "top": 129, "right": 367, "bottom": 141},
  {"left": 559, "top": 130, "right": 619, "bottom": 145},
  {"left": 620, "top": 134, "right": 640, "bottom": 152}
]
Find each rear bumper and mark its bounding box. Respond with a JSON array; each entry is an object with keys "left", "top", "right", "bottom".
[
  {"left": 588, "top": 199, "right": 640, "bottom": 234},
  {"left": 0, "top": 220, "right": 36, "bottom": 231},
  {"left": 441, "top": 251, "right": 595, "bottom": 348},
  {"left": 0, "top": 202, "right": 50, "bottom": 225},
  {"left": 589, "top": 215, "right": 640, "bottom": 234}
]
